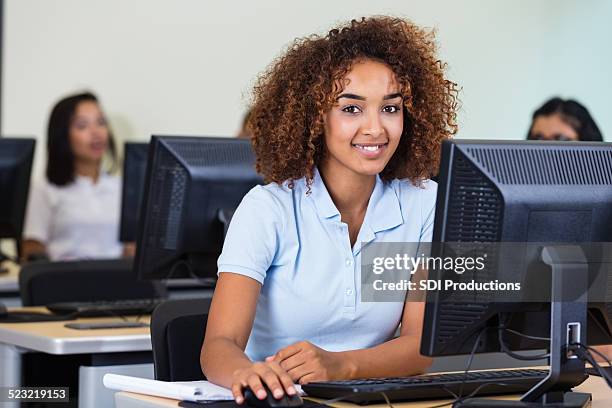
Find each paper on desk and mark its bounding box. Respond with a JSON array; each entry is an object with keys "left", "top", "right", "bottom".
[
  {"left": 103, "top": 373, "right": 305, "bottom": 402},
  {"left": 103, "top": 373, "right": 234, "bottom": 402}
]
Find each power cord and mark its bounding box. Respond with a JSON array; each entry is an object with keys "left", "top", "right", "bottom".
[
  {"left": 498, "top": 314, "right": 550, "bottom": 361},
  {"left": 317, "top": 322, "right": 542, "bottom": 408},
  {"left": 583, "top": 345, "right": 612, "bottom": 368},
  {"left": 379, "top": 392, "right": 395, "bottom": 408},
  {"left": 423, "top": 382, "right": 517, "bottom": 408},
  {"left": 319, "top": 391, "right": 396, "bottom": 408},
  {"left": 311, "top": 321, "right": 556, "bottom": 408},
  {"left": 457, "top": 326, "right": 492, "bottom": 398},
  {"left": 423, "top": 320, "right": 551, "bottom": 408},
  {"left": 569, "top": 342, "right": 612, "bottom": 389},
  {"left": 503, "top": 328, "right": 549, "bottom": 342},
  {"left": 498, "top": 329, "right": 550, "bottom": 361}
]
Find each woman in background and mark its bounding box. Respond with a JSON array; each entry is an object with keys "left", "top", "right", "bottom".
[
  {"left": 22, "top": 92, "right": 132, "bottom": 261},
  {"left": 527, "top": 97, "right": 603, "bottom": 142}
]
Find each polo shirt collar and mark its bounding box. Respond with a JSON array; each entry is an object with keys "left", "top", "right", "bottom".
[
  {"left": 309, "top": 167, "right": 341, "bottom": 219},
  {"left": 364, "top": 176, "right": 404, "bottom": 235},
  {"left": 308, "top": 167, "right": 404, "bottom": 235}
]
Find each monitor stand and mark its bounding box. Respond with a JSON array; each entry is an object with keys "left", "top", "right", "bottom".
[{"left": 455, "top": 246, "right": 591, "bottom": 408}]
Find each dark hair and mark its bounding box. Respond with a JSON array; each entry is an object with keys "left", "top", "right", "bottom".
[
  {"left": 527, "top": 97, "right": 603, "bottom": 142},
  {"left": 46, "top": 92, "right": 118, "bottom": 186},
  {"left": 249, "top": 16, "right": 459, "bottom": 187}
]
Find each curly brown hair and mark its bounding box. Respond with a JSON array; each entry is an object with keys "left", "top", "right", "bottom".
[{"left": 249, "top": 16, "right": 459, "bottom": 187}]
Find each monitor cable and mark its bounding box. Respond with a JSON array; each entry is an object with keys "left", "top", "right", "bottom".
[
  {"left": 498, "top": 313, "right": 550, "bottom": 361},
  {"left": 424, "top": 321, "right": 553, "bottom": 408},
  {"left": 569, "top": 342, "right": 612, "bottom": 390}
]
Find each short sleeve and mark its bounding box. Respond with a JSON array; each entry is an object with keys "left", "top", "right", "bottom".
[
  {"left": 23, "top": 180, "right": 53, "bottom": 243},
  {"left": 217, "top": 186, "right": 284, "bottom": 284}
]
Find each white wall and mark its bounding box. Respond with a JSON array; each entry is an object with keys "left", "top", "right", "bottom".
[{"left": 3, "top": 0, "right": 611, "bottom": 179}]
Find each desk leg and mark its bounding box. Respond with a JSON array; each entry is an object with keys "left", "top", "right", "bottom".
[
  {"left": 79, "top": 363, "right": 154, "bottom": 408},
  {"left": 0, "top": 343, "right": 22, "bottom": 408}
]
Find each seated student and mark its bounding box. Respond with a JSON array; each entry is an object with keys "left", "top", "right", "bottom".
[
  {"left": 22, "top": 92, "right": 133, "bottom": 261},
  {"left": 201, "top": 16, "right": 458, "bottom": 403},
  {"left": 527, "top": 97, "right": 603, "bottom": 142}
]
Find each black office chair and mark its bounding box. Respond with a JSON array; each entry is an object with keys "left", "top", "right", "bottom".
[
  {"left": 19, "top": 258, "right": 166, "bottom": 306},
  {"left": 150, "top": 297, "right": 212, "bottom": 381}
]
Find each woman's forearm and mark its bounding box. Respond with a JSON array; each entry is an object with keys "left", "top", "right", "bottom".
[
  {"left": 341, "top": 335, "right": 432, "bottom": 379},
  {"left": 21, "top": 239, "right": 47, "bottom": 262},
  {"left": 201, "top": 337, "right": 254, "bottom": 387}
]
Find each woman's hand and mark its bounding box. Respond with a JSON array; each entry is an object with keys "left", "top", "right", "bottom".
[
  {"left": 268, "top": 341, "right": 355, "bottom": 384},
  {"left": 231, "top": 361, "right": 298, "bottom": 404}
]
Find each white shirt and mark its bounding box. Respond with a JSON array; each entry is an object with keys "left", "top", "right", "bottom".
[{"left": 23, "top": 173, "right": 124, "bottom": 261}]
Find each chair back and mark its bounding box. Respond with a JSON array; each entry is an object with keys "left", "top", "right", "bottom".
[
  {"left": 19, "top": 259, "right": 166, "bottom": 306},
  {"left": 150, "top": 297, "right": 211, "bottom": 381}
]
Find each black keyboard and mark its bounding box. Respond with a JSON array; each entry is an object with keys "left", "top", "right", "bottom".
[
  {"left": 46, "top": 298, "right": 164, "bottom": 317},
  {"left": 302, "top": 368, "right": 551, "bottom": 405}
]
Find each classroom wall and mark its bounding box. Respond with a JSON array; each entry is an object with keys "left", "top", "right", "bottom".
[{"left": 3, "top": 0, "right": 612, "bottom": 180}]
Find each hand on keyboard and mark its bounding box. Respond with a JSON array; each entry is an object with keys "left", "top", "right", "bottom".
[{"left": 268, "top": 341, "right": 352, "bottom": 385}]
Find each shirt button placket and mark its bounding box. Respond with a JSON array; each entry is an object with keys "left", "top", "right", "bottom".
[
  {"left": 341, "top": 232, "right": 356, "bottom": 312},
  {"left": 338, "top": 224, "right": 354, "bottom": 311},
  {"left": 345, "top": 257, "right": 356, "bottom": 309}
]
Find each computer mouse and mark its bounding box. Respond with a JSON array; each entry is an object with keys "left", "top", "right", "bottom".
[{"left": 244, "top": 384, "right": 303, "bottom": 408}]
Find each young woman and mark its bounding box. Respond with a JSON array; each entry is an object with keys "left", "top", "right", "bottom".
[
  {"left": 201, "top": 17, "right": 458, "bottom": 403},
  {"left": 22, "top": 92, "right": 132, "bottom": 261},
  {"left": 527, "top": 97, "right": 603, "bottom": 142}
]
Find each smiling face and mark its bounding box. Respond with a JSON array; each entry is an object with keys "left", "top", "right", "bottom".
[
  {"left": 69, "top": 101, "right": 110, "bottom": 164},
  {"left": 321, "top": 59, "right": 404, "bottom": 180}
]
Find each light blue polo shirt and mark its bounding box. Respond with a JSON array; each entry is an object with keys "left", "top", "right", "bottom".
[{"left": 217, "top": 168, "right": 437, "bottom": 362}]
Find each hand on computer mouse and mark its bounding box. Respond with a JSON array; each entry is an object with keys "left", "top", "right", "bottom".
[
  {"left": 244, "top": 383, "right": 303, "bottom": 408},
  {"left": 231, "top": 361, "right": 297, "bottom": 405}
]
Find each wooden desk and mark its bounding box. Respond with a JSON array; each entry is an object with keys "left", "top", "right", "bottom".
[
  {"left": 114, "top": 375, "right": 612, "bottom": 407},
  {"left": 0, "top": 307, "right": 152, "bottom": 408},
  {"left": 0, "top": 307, "right": 151, "bottom": 354}
]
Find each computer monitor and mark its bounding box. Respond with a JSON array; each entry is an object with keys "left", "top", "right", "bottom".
[
  {"left": 134, "top": 136, "right": 263, "bottom": 281},
  {"left": 0, "top": 138, "right": 35, "bottom": 260},
  {"left": 119, "top": 142, "right": 149, "bottom": 243},
  {"left": 420, "top": 140, "right": 612, "bottom": 407}
]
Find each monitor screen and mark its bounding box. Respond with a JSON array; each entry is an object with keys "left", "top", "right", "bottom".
[{"left": 0, "top": 138, "right": 35, "bottom": 257}]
